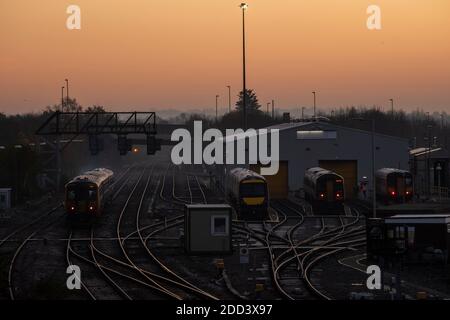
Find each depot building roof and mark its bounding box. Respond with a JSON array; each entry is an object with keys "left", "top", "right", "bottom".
[{"left": 385, "top": 214, "right": 450, "bottom": 224}]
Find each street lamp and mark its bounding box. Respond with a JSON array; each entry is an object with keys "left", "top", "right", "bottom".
[
  {"left": 389, "top": 98, "right": 394, "bottom": 115},
  {"left": 436, "top": 162, "right": 442, "bottom": 201},
  {"left": 61, "top": 86, "right": 65, "bottom": 112},
  {"left": 227, "top": 85, "right": 231, "bottom": 113},
  {"left": 426, "top": 124, "right": 433, "bottom": 196},
  {"left": 240, "top": 3, "right": 248, "bottom": 130},
  {"left": 353, "top": 117, "right": 377, "bottom": 218},
  {"left": 267, "top": 102, "right": 271, "bottom": 115},
  {"left": 216, "top": 95, "right": 220, "bottom": 123},
  {"left": 312, "top": 91, "right": 316, "bottom": 119},
  {"left": 301, "top": 107, "right": 306, "bottom": 120},
  {"left": 65, "top": 78, "right": 69, "bottom": 104}
]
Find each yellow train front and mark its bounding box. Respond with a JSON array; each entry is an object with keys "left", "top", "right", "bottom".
[
  {"left": 65, "top": 168, "right": 114, "bottom": 219},
  {"left": 226, "top": 168, "right": 269, "bottom": 220}
]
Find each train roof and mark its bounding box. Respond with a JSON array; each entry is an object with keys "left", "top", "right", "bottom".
[
  {"left": 376, "top": 168, "right": 411, "bottom": 177},
  {"left": 305, "top": 167, "right": 343, "bottom": 179},
  {"left": 228, "top": 167, "right": 266, "bottom": 182},
  {"left": 66, "top": 168, "right": 114, "bottom": 186}
]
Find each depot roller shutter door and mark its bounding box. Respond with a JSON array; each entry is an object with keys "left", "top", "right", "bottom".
[{"left": 250, "top": 161, "right": 289, "bottom": 199}]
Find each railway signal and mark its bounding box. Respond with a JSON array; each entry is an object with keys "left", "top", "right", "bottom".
[
  {"left": 88, "top": 134, "right": 100, "bottom": 155},
  {"left": 118, "top": 135, "right": 129, "bottom": 155},
  {"left": 146, "top": 134, "right": 159, "bottom": 155},
  {"left": 35, "top": 111, "right": 158, "bottom": 189}
]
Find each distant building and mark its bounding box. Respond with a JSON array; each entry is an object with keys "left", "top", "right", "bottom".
[
  {"left": 219, "top": 121, "right": 410, "bottom": 200},
  {"left": 410, "top": 147, "right": 450, "bottom": 196}
]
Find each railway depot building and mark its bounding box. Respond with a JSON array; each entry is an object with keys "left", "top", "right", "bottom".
[
  {"left": 220, "top": 121, "right": 410, "bottom": 200},
  {"left": 410, "top": 147, "right": 450, "bottom": 197}
]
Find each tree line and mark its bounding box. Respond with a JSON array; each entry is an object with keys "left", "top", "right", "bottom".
[{"left": 1, "top": 90, "right": 448, "bottom": 204}]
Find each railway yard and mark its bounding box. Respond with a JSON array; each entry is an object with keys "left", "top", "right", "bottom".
[{"left": 1, "top": 149, "right": 449, "bottom": 301}]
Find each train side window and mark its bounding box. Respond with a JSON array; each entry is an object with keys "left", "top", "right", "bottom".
[
  {"left": 395, "top": 226, "right": 406, "bottom": 239},
  {"left": 211, "top": 215, "right": 229, "bottom": 236}
]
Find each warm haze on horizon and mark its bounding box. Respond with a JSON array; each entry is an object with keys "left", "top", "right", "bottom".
[{"left": 1, "top": 0, "right": 449, "bottom": 115}]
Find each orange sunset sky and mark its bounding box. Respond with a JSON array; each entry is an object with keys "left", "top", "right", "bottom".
[{"left": 0, "top": 0, "right": 449, "bottom": 115}]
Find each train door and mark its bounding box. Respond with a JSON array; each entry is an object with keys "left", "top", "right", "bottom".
[
  {"left": 397, "top": 175, "right": 405, "bottom": 199},
  {"left": 326, "top": 179, "right": 334, "bottom": 201}
]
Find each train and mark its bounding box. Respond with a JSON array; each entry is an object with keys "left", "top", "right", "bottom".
[
  {"left": 226, "top": 168, "right": 269, "bottom": 220},
  {"left": 376, "top": 168, "right": 413, "bottom": 204},
  {"left": 303, "top": 167, "right": 345, "bottom": 210},
  {"left": 64, "top": 168, "right": 114, "bottom": 218}
]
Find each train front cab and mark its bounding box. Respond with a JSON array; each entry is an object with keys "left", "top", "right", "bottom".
[
  {"left": 238, "top": 179, "right": 269, "bottom": 220},
  {"left": 313, "top": 174, "right": 345, "bottom": 212},
  {"left": 65, "top": 182, "right": 101, "bottom": 219},
  {"left": 380, "top": 172, "right": 414, "bottom": 204}
]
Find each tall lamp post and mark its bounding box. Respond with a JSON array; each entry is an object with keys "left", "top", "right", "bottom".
[
  {"left": 215, "top": 95, "right": 220, "bottom": 123},
  {"left": 354, "top": 118, "right": 377, "bottom": 218},
  {"left": 240, "top": 3, "right": 248, "bottom": 130},
  {"left": 426, "top": 124, "right": 433, "bottom": 196},
  {"left": 389, "top": 98, "right": 394, "bottom": 115},
  {"left": 61, "top": 86, "right": 65, "bottom": 112},
  {"left": 312, "top": 91, "right": 316, "bottom": 119},
  {"left": 65, "top": 78, "right": 69, "bottom": 104},
  {"left": 437, "top": 162, "right": 442, "bottom": 201},
  {"left": 227, "top": 86, "right": 231, "bottom": 113}
]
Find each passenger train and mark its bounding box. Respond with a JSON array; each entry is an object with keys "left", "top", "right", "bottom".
[
  {"left": 376, "top": 168, "right": 413, "bottom": 204},
  {"left": 226, "top": 168, "right": 269, "bottom": 220},
  {"left": 304, "top": 167, "right": 345, "bottom": 210},
  {"left": 65, "top": 168, "right": 114, "bottom": 219}
]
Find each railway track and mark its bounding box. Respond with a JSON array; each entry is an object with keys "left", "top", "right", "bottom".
[
  {"left": 7, "top": 213, "right": 65, "bottom": 300},
  {"left": 65, "top": 164, "right": 144, "bottom": 300},
  {"left": 105, "top": 164, "right": 218, "bottom": 300},
  {"left": 2, "top": 161, "right": 369, "bottom": 301},
  {"left": 140, "top": 167, "right": 218, "bottom": 299},
  {"left": 232, "top": 199, "right": 366, "bottom": 300}
]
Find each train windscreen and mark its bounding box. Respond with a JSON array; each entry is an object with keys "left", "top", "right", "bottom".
[
  {"left": 240, "top": 183, "right": 266, "bottom": 197},
  {"left": 335, "top": 179, "right": 344, "bottom": 193},
  {"left": 67, "top": 184, "right": 97, "bottom": 201}
]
